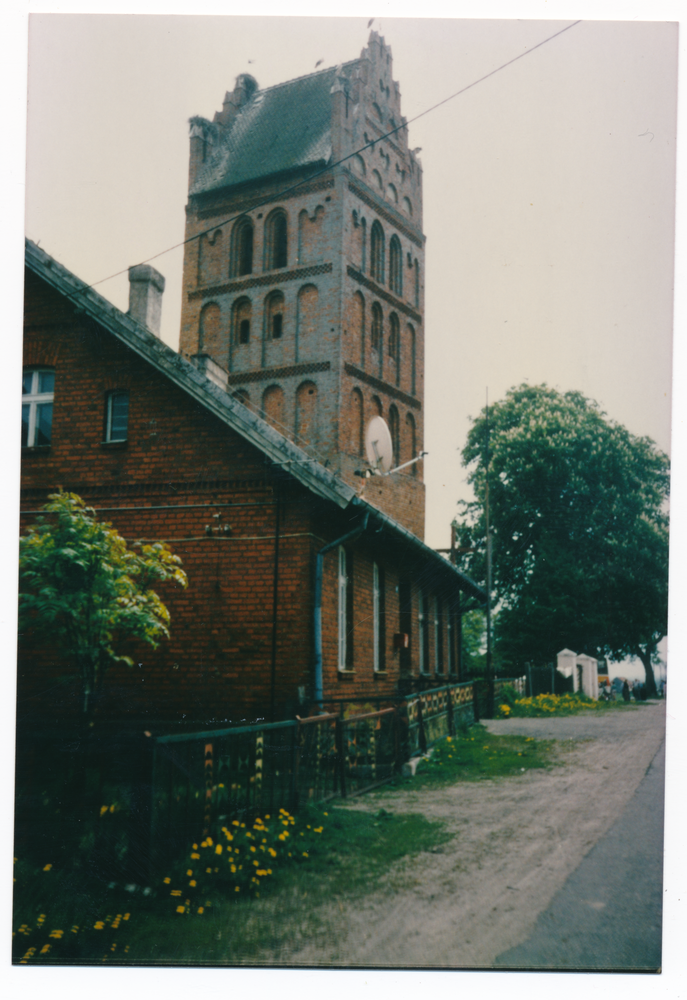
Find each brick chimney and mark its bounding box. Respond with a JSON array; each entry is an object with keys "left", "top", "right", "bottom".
[{"left": 128, "top": 264, "right": 165, "bottom": 337}]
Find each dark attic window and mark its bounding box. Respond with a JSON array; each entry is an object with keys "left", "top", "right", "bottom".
[
  {"left": 272, "top": 313, "right": 283, "bottom": 339},
  {"left": 105, "top": 391, "right": 129, "bottom": 443},
  {"left": 239, "top": 318, "right": 250, "bottom": 344}
]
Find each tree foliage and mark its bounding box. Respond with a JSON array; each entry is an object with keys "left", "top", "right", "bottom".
[
  {"left": 454, "top": 385, "right": 669, "bottom": 693},
  {"left": 19, "top": 492, "right": 188, "bottom": 716}
]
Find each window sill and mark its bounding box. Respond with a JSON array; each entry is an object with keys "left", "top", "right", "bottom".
[
  {"left": 100, "top": 440, "right": 128, "bottom": 449},
  {"left": 337, "top": 669, "right": 355, "bottom": 679},
  {"left": 373, "top": 671, "right": 388, "bottom": 679},
  {"left": 22, "top": 445, "right": 51, "bottom": 455}
]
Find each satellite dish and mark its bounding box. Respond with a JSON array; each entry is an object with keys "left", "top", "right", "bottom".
[{"left": 365, "top": 416, "right": 393, "bottom": 474}]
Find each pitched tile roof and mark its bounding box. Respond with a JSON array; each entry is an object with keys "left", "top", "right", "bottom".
[
  {"left": 190, "top": 64, "right": 352, "bottom": 196},
  {"left": 24, "top": 239, "right": 486, "bottom": 603}
]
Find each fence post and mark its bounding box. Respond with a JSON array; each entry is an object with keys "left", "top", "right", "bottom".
[
  {"left": 335, "top": 717, "right": 347, "bottom": 798},
  {"left": 417, "top": 695, "right": 427, "bottom": 754},
  {"left": 446, "top": 686, "right": 455, "bottom": 737},
  {"left": 472, "top": 681, "right": 480, "bottom": 723}
]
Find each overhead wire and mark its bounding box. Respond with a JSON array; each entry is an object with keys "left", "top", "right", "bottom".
[{"left": 62, "top": 19, "right": 581, "bottom": 299}]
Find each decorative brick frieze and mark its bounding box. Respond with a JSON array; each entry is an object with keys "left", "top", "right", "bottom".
[
  {"left": 188, "top": 262, "right": 333, "bottom": 301},
  {"left": 346, "top": 266, "right": 422, "bottom": 323},
  {"left": 344, "top": 363, "right": 421, "bottom": 410},
  {"left": 227, "top": 361, "right": 331, "bottom": 386}
]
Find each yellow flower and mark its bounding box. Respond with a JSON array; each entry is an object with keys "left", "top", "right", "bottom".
[
  {"left": 268, "top": 847, "right": 277, "bottom": 857},
  {"left": 163, "top": 877, "right": 171, "bottom": 884},
  {"left": 42, "top": 864, "right": 52, "bottom": 872},
  {"left": 176, "top": 905, "right": 185, "bottom": 914},
  {"left": 100, "top": 805, "right": 109, "bottom": 816},
  {"left": 123, "top": 914, "right": 130, "bottom": 920},
  {"left": 193, "top": 843, "right": 198, "bottom": 850},
  {"left": 191, "top": 852, "right": 200, "bottom": 859},
  {"left": 171, "top": 890, "right": 182, "bottom": 897},
  {"left": 206, "top": 868, "right": 212, "bottom": 873},
  {"left": 232, "top": 820, "right": 240, "bottom": 827},
  {"left": 250, "top": 846, "right": 256, "bottom": 852},
  {"left": 40, "top": 944, "right": 51, "bottom": 954},
  {"left": 186, "top": 869, "right": 193, "bottom": 876},
  {"left": 94, "top": 921, "right": 105, "bottom": 930},
  {"left": 302, "top": 852, "right": 309, "bottom": 858},
  {"left": 206, "top": 836, "right": 213, "bottom": 846},
  {"left": 197, "top": 907, "right": 204, "bottom": 914},
  {"left": 235, "top": 886, "right": 240, "bottom": 892},
  {"left": 215, "top": 844, "right": 222, "bottom": 855},
  {"left": 189, "top": 880, "right": 197, "bottom": 887}
]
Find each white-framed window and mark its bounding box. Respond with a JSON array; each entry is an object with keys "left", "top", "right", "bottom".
[
  {"left": 105, "top": 391, "right": 129, "bottom": 442},
  {"left": 22, "top": 369, "right": 54, "bottom": 447},
  {"left": 434, "top": 596, "right": 444, "bottom": 675},
  {"left": 418, "top": 591, "right": 429, "bottom": 674},
  {"left": 338, "top": 545, "right": 348, "bottom": 671}
]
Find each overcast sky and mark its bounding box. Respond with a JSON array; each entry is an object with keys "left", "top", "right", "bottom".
[{"left": 3, "top": 3, "right": 686, "bottom": 992}]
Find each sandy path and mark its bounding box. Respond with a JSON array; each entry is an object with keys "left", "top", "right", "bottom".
[{"left": 278, "top": 702, "right": 665, "bottom": 968}]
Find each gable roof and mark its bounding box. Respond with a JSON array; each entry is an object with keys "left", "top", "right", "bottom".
[
  {"left": 23, "top": 239, "right": 486, "bottom": 603},
  {"left": 190, "top": 65, "right": 352, "bottom": 196}
]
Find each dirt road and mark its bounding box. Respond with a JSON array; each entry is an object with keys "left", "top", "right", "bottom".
[{"left": 280, "top": 702, "right": 665, "bottom": 968}]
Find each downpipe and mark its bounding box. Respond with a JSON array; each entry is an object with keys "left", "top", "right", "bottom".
[{"left": 313, "top": 512, "right": 369, "bottom": 708}]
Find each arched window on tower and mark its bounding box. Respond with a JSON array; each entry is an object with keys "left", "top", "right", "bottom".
[
  {"left": 198, "top": 302, "right": 221, "bottom": 355},
  {"left": 265, "top": 291, "right": 285, "bottom": 341},
  {"left": 296, "top": 284, "right": 318, "bottom": 360},
  {"left": 371, "top": 302, "right": 383, "bottom": 377},
  {"left": 352, "top": 292, "right": 365, "bottom": 368},
  {"left": 407, "top": 324, "right": 416, "bottom": 396},
  {"left": 264, "top": 209, "right": 288, "bottom": 270},
  {"left": 295, "top": 381, "right": 319, "bottom": 448},
  {"left": 350, "top": 388, "right": 364, "bottom": 457},
  {"left": 262, "top": 384, "right": 284, "bottom": 431},
  {"left": 405, "top": 412, "right": 417, "bottom": 475},
  {"left": 370, "top": 221, "right": 385, "bottom": 284},
  {"left": 414, "top": 259, "right": 420, "bottom": 308},
  {"left": 389, "top": 235, "right": 403, "bottom": 296},
  {"left": 232, "top": 298, "right": 252, "bottom": 346},
  {"left": 388, "top": 313, "right": 400, "bottom": 387},
  {"left": 388, "top": 405, "right": 400, "bottom": 469},
  {"left": 231, "top": 217, "right": 254, "bottom": 277},
  {"left": 198, "top": 230, "right": 224, "bottom": 287}
]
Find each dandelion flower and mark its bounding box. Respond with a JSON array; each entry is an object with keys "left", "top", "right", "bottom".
[
  {"left": 163, "top": 877, "right": 171, "bottom": 884},
  {"left": 42, "top": 864, "right": 52, "bottom": 872},
  {"left": 197, "top": 907, "right": 204, "bottom": 914},
  {"left": 215, "top": 844, "right": 222, "bottom": 855},
  {"left": 186, "top": 869, "right": 193, "bottom": 876},
  {"left": 189, "top": 880, "right": 197, "bottom": 887},
  {"left": 176, "top": 906, "right": 185, "bottom": 914}
]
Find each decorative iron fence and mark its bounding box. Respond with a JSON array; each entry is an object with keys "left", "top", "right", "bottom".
[{"left": 402, "top": 680, "right": 475, "bottom": 756}]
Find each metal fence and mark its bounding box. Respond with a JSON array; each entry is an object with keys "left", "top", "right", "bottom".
[{"left": 148, "top": 707, "right": 403, "bottom": 869}]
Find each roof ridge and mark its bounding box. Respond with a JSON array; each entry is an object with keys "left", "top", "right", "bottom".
[{"left": 254, "top": 57, "right": 358, "bottom": 97}]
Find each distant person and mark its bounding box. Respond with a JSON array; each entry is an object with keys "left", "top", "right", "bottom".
[{"left": 622, "top": 680, "right": 630, "bottom": 702}]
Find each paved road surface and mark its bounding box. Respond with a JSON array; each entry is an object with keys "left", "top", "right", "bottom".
[{"left": 493, "top": 731, "right": 665, "bottom": 970}]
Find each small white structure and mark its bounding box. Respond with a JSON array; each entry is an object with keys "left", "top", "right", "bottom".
[{"left": 556, "top": 648, "right": 598, "bottom": 700}]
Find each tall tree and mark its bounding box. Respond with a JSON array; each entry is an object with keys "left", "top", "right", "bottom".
[
  {"left": 19, "top": 492, "right": 188, "bottom": 718},
  {"left": 454, "top": 385, "right": 669, "bottom": 695}
]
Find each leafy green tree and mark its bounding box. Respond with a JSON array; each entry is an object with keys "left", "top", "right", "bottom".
[
  {"left": 19, "top": 492, "right": 188, "bottom": 717},
  {"left": 454, "top": 385, "right": 669, "bottom": 695}
]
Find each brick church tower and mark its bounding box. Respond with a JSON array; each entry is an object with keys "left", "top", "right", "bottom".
[{"left": 179, "top": 32, "right": 426, "bottom": 538}]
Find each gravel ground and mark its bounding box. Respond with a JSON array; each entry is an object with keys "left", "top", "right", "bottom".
[{"left": 268, "top": 702, "right": 665, "bottom": 968}]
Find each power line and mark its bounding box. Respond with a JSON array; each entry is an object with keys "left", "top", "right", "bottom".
[{"left": 64, "top": 19, "right": 581, "bottom": 298}]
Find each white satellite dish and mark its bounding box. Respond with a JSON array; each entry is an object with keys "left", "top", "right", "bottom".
[{"left": 365, "top": 416, "right": 393, "bottom": 474}]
